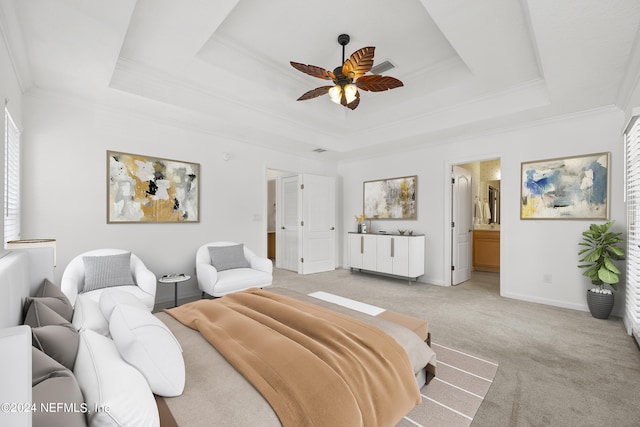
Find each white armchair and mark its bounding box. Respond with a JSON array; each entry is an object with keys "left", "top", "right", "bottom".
[
  {"left": 61, "top": 249, "right": 156, "bottom": 310},
  {"left": 196, "top": 242, "right": 273, "bottom": 297}
]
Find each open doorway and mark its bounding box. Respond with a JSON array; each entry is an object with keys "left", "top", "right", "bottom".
[
  {"left": 267, "top": 169, "right": 294, "bottom": 269},
  {"left": 451, "top": 159, "right": 501, "bottom": 294},
  {"left": 266, "top": 169, "right": 337, "bottom": 275}
]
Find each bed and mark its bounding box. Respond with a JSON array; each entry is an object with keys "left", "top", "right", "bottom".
[{"left": 0, "top": 249, "right": 436, "bottom": 427}]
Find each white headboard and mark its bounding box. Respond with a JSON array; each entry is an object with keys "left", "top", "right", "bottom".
[
  {"left": 0, "top": 248, "right": 55, "bottom": 427},
  {"left": 0, "top": 248, "right": 54, "bottom": 328}
]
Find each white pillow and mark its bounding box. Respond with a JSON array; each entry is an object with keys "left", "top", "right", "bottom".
[
  {"left": 99, "top": 289, "right": 148, "bottom": 320},
  {"left": 74, "top": 329, "right": 159, "bottom": 427},
  {"left": 109, "top": 304, "right": 185, "bottom": 397},
  {"left": 72, "top": 294, "right": 109, "bottom": 336}
]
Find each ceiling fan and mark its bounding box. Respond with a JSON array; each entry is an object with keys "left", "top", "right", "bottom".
[{"left": 290, "top": 34, "right": 403, "bottom": 110}]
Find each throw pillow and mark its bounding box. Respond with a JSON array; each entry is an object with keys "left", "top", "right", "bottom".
[
  {"left": 32, "top": 347, "right": 87, "bottom": 427},
  {"left": 82, "top": 252, "right": 135, "bottom": 293},
  {"left": 72, "top": 294, "right": 110, "bottom": 337},
  {"left": 109, "top": 303, "right": 185, "bottom": 397},
  {"left": 34, "top": 279, "right": 73, "bottom": 322},
  {"left": 74, "top": 329, "right": 159, "bottom": 427},
  {"left": 208, "top": 244, "right": 250, "bottom": 271},
  {"left": 23, "top": 278, "right": 74, "bottom": 322},
  {"left": 32, "top": 346, "right": 68, "bottom": 386},
  {"left": 99, "top": 289, "right": 148, "bottom": 320},
  {"left": 24, "top": 300, "right": 79, "bottom": 370}
]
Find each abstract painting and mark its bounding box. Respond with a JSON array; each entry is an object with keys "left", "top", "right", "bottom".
[
  {"left": 363, "top": 175, "right": 417, "bottom": 220},
  {"left": 521, "top": 152, "right": 609, "bottom": 220},
  {"left": 107, "top": 151, "right": 199, "bottom": 223}
]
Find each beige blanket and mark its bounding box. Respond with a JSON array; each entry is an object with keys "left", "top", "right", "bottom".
[{"left": 166, "top": 289, "right": 420, "bottom": 427}]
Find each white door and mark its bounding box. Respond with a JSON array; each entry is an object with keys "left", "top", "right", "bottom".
[
  {"left": 452, "top": 165, "right": 472, "bottom": 285},
  {"left": 276, "top": 175, "right": 299, "bottom": 272},
  {"left": 300, "top": 174, "right": 336, "bottom": 274}
]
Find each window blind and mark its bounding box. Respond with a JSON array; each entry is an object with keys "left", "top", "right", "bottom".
[
  {"left": 624, "top": 115, "right": 640, "bottom": 336},
  {"left": 4, "top": 106, "right": 20, "bottom": 244}
]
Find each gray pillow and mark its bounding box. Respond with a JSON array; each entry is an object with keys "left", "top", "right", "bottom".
[
  {"left": 32, "top": 346, "right": 69, "bottom": 387},
  {"left": 82, "top": 252, "right": 135, "bottom": 293},
  {"left": 208, "top": 244, "right": 250, "bottom": 271},
  {"left": 24, "top": 300, "right": 80, "bottom": 371},
  {"left": 32, "top": 348, "right": 87, "bottom": 427},
  {"left": 23, "top": 278, "right": 74, "bottom": 322}
]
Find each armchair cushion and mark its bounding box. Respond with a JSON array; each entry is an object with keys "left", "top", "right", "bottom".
[
  {"left": 82, "top": 252, "right": 135, "bottom": 292},
  {"left": 208, "top": 244, "right": 250, "bottom": 271}
]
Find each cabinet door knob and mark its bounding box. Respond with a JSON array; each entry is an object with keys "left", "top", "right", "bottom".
[
  {"left": 281, "top": 226, "right": 285, "bottom": 229},
  {"left": 330, "top": 227, "right": 335, "bottom": 230}
]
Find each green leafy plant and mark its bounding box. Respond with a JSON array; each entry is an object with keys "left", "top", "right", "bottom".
[{"left": 578, "top": 220, "right": 625, "bottom": 291}]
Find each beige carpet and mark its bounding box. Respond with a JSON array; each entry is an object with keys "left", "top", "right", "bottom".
[{"left": 399, "top": 343, "right": 498, "bottom": 427}]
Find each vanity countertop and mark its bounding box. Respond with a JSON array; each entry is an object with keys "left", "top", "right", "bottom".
[
  {"left": 348, "top": 231, "right": 425, "bottom": 236},
  {"left": 474, "top": 224, "right": 500, "bottom": 231}
]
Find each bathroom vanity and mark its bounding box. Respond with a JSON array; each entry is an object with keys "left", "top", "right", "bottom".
[{"left": 472, "top": 226, "right": 500, "bottom": 272}]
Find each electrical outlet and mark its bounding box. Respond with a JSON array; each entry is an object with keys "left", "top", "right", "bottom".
[{"left": 543, "top": 273, "right": 552, "bottom": 284}]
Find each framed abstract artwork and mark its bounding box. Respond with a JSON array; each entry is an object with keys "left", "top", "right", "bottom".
[
  {"left": 107, "top": 151, "right": 200, "bottom": 223},
  {"left": 363, "top": 175, "right": 417, "bottom": 220},
  {"left": 520, "top": 152, "right": 609, "bottom": 220}
]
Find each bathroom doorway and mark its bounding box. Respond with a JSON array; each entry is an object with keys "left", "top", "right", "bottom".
[{"left": 451, "top": 158, "right": 501, "bottom": 294}]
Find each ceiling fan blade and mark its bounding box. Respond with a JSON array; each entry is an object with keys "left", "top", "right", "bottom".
[
  {"left": 297, "top": 86, "right": 333, "bottom": 101},
  {"left": 290, "top": 62, "right": 335, "bottom": 80},
  {"left": 355, "top": 74, "right": 404, "bottom": 92},
  {"left": 342, "top": 47, "right": 375, "bottom": 80}
]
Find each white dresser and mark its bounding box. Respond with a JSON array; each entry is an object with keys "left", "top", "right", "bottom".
[{"left": 348, "top": 233, "right": 425, "bottom": 282}]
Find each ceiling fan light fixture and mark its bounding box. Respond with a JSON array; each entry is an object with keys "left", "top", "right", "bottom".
[
  {"left": 344, "top": 84, "right": 358, "bottom": 104},
  {"left": 328, "top": 85, "right": 342, "bottom": 104}
]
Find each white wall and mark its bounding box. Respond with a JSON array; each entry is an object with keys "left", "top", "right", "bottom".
[
  {"left": 339, "top": 107, "right": 627, "bottom": 316},
  {"left": 20, "top": 91, "right": 338, "bottom": 303}
]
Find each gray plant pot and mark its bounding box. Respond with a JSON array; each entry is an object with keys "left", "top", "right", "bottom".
[{"left": 586, "top": 290, "right": 614, "bottom": 319}]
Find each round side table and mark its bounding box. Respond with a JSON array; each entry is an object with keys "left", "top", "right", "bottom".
[{"left": 158, "top": 274, "right": 191, "bottom": 308}]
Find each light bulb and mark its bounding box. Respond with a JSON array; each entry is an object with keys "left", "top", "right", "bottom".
[
  {"left": 344, "top": 84, "right": 357, "bottom": 104},
  {"left": 328, "top": 85, "right": 342, "bottom": 104}
]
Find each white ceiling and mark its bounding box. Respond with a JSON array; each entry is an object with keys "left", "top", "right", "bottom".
[{"left": 2, "top": 0, "right": 640, "bottom": 160}]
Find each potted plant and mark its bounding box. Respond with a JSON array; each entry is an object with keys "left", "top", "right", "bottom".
[{"left": 578, "top": 220, "right": 625, "bottom": 319}]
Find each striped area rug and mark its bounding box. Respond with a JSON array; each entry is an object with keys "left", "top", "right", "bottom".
[
  {"left": 399, "top": 343, "right": 499, "bottom": 427},
  {"left": 306, "top": 292, "right": 498, "bottom": 426}
]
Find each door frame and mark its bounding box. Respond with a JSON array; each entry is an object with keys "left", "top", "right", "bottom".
[{"left": 443, "top": 155, "right": 503, "bottom": 291}]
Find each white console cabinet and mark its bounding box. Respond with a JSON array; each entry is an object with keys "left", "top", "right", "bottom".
[{"left": 348, "top": 233, "right": 425, "bottom": 282}]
